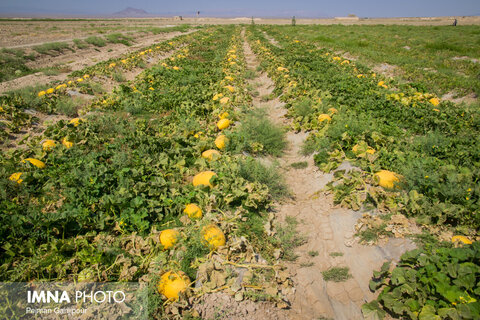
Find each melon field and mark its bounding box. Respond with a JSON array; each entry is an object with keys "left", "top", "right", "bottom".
[{"left": 1, "top": 22, "right": 480, "bottom": 319}]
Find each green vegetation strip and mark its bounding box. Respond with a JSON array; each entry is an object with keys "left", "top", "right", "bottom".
[{"left": 266, "top": 25, "right": 480, "bottom": 97}]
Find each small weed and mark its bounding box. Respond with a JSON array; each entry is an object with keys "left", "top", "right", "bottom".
[
  {"left": 179, "top": 232, "right": 210, "bottom": 279},
  {"left": 41, "top": 68, "right": 60, "bottom": 76},
  {"left": 245, "top": 69, "right": 256, "bottom": 79},
  {"left": 308, "top": 250, "right": 319, "bottom": 257},
  {"left": 41, "top": 65, "right": 71, "bottom": 76},
  {"left": 105, "top": 33, "right": 133, "bottom": 46},
  {"left": 244, "top": 290, "right": 273, "bottom": 301},
  {"left": 85, "top": 36, "right": 106, "bottom": 47},
  {"left": 275, "top": 216, "right": 307, "bottom": 261},
  {"left": 293, "top": 98, "right": 314, "bottom": 117},
  {"left": 0, "top": 48, "right": 35, "bottom": 81},
  {"left": 300, "top": 261, "right": 315, "bottom": 267},
  {"left": 260, "top": 94, "right": 272, "bottom": 102},
  {"left": 73, "top": 39, "right": 88, "bottom": 49},
  {"left": 322, "top": 267, "right": 352, "bottom": 282},
  {"left": 238, "top": 157, "right": 289, "bottom": 199},
  {"left": 76, "top": 81, "right": 104, "bottom": 95},
  {"left": 55, "top": 97, "right": 82, "bottom": 116},
  {"left": 112, "top": 71, "right": 126, "bottom": 83},
  {"left": 329, "top": 252, "right": 344, "bottom": 257},
  {"left": 231, "top": 108, "right": 287, "bottom": 157},
  {"left": 290, "top": 161, "right": 308, "bottom": 169},
  {"left": 33, "top": 42, "right": 72, "bottom": 55}
]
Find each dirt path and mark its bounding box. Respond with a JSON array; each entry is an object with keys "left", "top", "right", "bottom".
[
  {"left": 242, "top": 32, "right": 416, "bottom": 320},
  {"left": 0, "top": 30, "right": 195, "bottom": 94}
]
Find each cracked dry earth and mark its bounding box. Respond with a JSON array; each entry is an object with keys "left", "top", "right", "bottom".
[{"left": 195, "top": 33, "right": 417, "bottom": 320}]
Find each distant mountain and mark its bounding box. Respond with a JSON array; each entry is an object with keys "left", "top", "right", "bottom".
[{"left": 112, "top": 7, "right": 149, "bottom": 17}]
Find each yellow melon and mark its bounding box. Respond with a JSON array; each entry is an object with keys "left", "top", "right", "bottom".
[
  {"left": 202, "top": 149, "right": 221, "bottom": 161},
  {"left": 429, "top": 97, "right": 440, "bottom": 106},
  {"left": 374, "top": 170, "right": 402, "bottom": 189},
  {"left": 218, "top": 112, "right": 229, "bottom": 119},
  {"left": 215, "top": 135, "right": 228, "bottom": 150},
  {"left": 42, "top": 139, "right": 56, "bottom": 151},
  {"left": 183, "top": 204, "right": 203, "bottom": 219},
  {"left": 62, "top": 137, "right": 73, "bottom": 149},
  {"left": 452, "top": 235, "right": 472, "bottom": 245},
  {"left": 159, "top": 229, "right": 179, "bottom": 249},
  {"left": 192, "top": 171, "right": 216, "bottom": 188},
  {"left": 22, "top": 158, "right": 45, "bottom": 169},
  {"left": 9, "top": 172, "right": 23, "bottom": 184},
  {"left": 318, "top": 114, "right": 332, "bottom": 123},
  {"left": 328, "top": 107, "right": 338, "bottom": 115},
  {"left": 69, "top": 118, "right": 82, "bottom": 127},
  {"left": 157, "top": 271, "right": 191, "bottom": 301},
  {"left": 202, "top": 224, "right": 226, "bottom": 250},
  {"left": 217, "top": 119, "right": 230, "bottom": 130}
]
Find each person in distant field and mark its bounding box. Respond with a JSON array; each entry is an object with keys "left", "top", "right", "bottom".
[{"left": 453, "top": 18, "right": 458, "bottom": 26}]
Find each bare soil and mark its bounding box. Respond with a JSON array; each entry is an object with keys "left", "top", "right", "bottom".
[{"left": 0, "top": 19, "right": 183, "bottom": 47}]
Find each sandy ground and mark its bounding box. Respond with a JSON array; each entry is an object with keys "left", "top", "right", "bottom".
[{"left": 0, "top": 18, "right": 185, "bottom": 47}]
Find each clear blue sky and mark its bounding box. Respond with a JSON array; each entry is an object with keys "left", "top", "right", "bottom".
[{"left": 0, "top": 0, "right": 479, "bottom": 18}]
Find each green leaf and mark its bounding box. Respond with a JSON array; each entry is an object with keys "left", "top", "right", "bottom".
[
  {"left": 391, "top": 267, "right": 406, "bottom": 285},
  {"left": 419, "top": 305, "right": 440, "bottom": 320},
  {"left": 406, "top": 298, "right": 421, "bottom": 312},
  {"left": 438, "top": 307, "right": 460, "bottom": 320},
  {"left": 362, "top": 301, "right": 386, "bottom": 320}
]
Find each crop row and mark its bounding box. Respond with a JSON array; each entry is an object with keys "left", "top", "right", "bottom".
[
  {"left": 1, "top": 26, "right": 282, "bottom": 315},
  {"left": 246, "top": 26, "right": 479, "bottom": 232},
  {"left": 0, "top": 29, "right": 202, "bottom": 143},
  {"left": 248, "top": 25, "right": 480, "bottom": 320}
]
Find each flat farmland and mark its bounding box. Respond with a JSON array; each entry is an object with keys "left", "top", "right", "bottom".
[{"left": 1, "top": 19, "right": 479, "bottom": 319}]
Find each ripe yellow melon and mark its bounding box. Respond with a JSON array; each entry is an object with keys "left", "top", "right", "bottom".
[
  {"left": 193, "top": 171, "right": 216, "bottom": 188},
  {"left": 219, "top": 97, "right": 230, "bottom": 105},
  {"left": 218, "top": 112, "right": 229, "bottom": 119},
  {"left": 352, "top": 144, "right": 376, "bottom": 155},
  {"left": 215, "top": 135, "right": 228, "bottom": 150},
  {"left": 157, "top": 271, "right": 191, "bottom": 301},
  {"left": 184, "top": 204, "right": 202, "bottom": 219},
  {"left": 9, "top": 172, "right": 23, "bottom": 184},
  {"left": 451, "top": 235, "right": 472, "bottom": 245},
  {"left": 374, "top": 170, "right": 402, "bottom": 189},
  {"left": 318, "top": 114, "right": 332, "bottom": 123},
  {"left": 429, "top": 97, "right": 440, "bottom": 106},
  {"left": 202, "top": 149, "right": 221, "bottom": 161},
  {"left": 69, "top": 118, "right": 82, "bottom": 127},
  {"left": 22, "top": 158, "right": 45, "bottom": 169},
  {"left": 62, "top": 137, "right": 73, "bottom": 149},
  {"left": 328, "top": 107, "right": 338, "bottom": 115},
  {"left": 217, "top": 119, "right": 230, "bottom": 130},
  {"left": 202, "top": 224, "right": 226, "bottom": 250},
  {"left": 159, "top": 229, "right": 179, "bottom": 249},
  {"left": 42, "top": 139, "right": 56, "bottom": 151}
]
